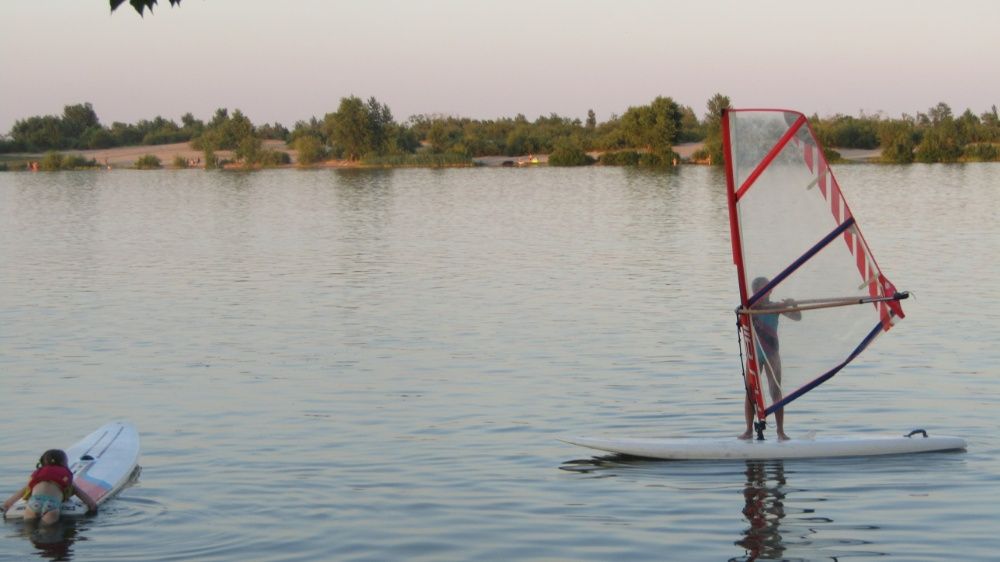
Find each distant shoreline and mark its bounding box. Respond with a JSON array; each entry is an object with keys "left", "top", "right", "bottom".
[{"left": 2, "top": 140, "right": 885, "bottom": 170}]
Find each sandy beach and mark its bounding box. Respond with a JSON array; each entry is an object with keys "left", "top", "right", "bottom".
[{"left": 65, "top": 140, "right": 292, "bottom": 168}]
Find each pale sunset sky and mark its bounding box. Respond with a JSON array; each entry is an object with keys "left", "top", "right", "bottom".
[{"left": 1, "top": 0, "right": 997, "bottom": 132}]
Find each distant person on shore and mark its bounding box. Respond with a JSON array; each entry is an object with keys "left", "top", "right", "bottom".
[
  {"left": 2, "top": 449, "right": 97, "bottom": 523},
  {"left": 739, "top": 276, "right": 801, "bottom": 441}
]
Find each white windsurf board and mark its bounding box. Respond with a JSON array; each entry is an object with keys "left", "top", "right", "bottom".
[
  {"left": 4, "top": 421, "right": 140, "bottom": 520},
  {"left": 561, "top": 432, "right": 966, "bottom": 460}
]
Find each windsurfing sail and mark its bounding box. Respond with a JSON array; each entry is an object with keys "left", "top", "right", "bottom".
[{"left": 722, "top": 109, "right": 908, "bottom": 430}]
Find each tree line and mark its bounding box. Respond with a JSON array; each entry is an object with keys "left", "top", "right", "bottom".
[
  {"left": 2, "top": 97, "right": 998, "bottom": 167},
  {"left": 810, "top": 102, "right": 1000, "bottom": 163}
]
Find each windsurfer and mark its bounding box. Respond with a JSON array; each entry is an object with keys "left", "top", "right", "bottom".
[{"left": 739, "top": 277, "right": 801, "bottom": 441}]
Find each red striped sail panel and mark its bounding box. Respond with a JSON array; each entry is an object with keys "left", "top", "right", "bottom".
[{"left": 722, "top": 109, "right": 906, "bottom": 422}]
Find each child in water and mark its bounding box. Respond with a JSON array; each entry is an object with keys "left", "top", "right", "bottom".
[{"left": 2, "top": 449, "right": 98, "bottom": 524}]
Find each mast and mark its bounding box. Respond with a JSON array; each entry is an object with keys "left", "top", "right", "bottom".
[{"left": 722, "top": 109, "right": 767, "bottom": 434}]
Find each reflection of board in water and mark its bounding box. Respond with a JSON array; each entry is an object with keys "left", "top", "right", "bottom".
[{"left": 4, "top": 421, "right": 140, "bottom": 520}]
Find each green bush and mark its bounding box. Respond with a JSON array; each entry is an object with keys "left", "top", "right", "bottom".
[
  {"left": 362, "top": 153, "right": 474, "bottom": 168},
  {"left": 36, "top": 152, "right": 97, "bottom": 170},
  {"left": 204, "top": 148, "right": 219, "bottom": 169},
  {"left": 823, "top": 148, "right": 844, "bottom": 163},
  {"left": 236, "top": 136, "right": 263, "bottom": 164},
  {"left": 258, "top": 149, "right": 291, "bottom": 167},
  {"left": 548, "top": 138, "right": 594, "bottom": 166},
  {"left": 173, "top": 155, "right": 189, "bottom": 168},
  {"left": 962, "top": 143, "right": 999, "bottom": 162},
  {"left": 638, "top": 152, "right": 671, "bottom": 167},
  {"left": 135, "top": 154, "right": 162, "bottom": 169},
  {"left": 63, "top": 154, "right": 97, "bottom": 169},
  {"left": 39, "top": 152, "right": 65, "bottom": 171},
  {"left": 599, "top": 151, "right": 641, "bottom": 166},
  {"left": 293, "top": 135, "right": 327, "bottom": 165}
]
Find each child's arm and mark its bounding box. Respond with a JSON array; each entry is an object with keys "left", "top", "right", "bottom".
[
  {"left": 781, "top": 299, "right": 803, "bottom": 321},
  {"left": 2, "top": 486, "right": 28, "bottom": 513},
  {"left": 73, "top": 484, "right": 99, "bottom": 514}
]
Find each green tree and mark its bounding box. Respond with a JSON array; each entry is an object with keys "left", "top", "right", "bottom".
[
  {"left": 208, "top": 108, "right": 229, "bottom": 129},
  {"left": 391, "top": 124, "right": 421, "bottom": 154},
  {"left": 980, "top": 105, "right": 999, "bottom": 140},
  {"left": 621, "top": 96, "right": 682, "bottom": 155},
  {"left": 504, "top": 124, "right": 542, "bottom": 156},
  {"left": 109, "top": 121, "right": 143, "bottom": 146},
  {"left": 257, "top": 122, "right": 290, "bottom": 141},
  {"left": 288, "top": 117, "right": 327, "bottom": 146},
  {"left": 702, "top": 93, "right": 730, "bottom": 165},
  {"left": 180, "top": 112, "right": 204, "bottom": 137},
  {"left": 814, "top": 114, "right": 878, "bottom": 149},
  {"left": 366, "top": 97, "right": 393, "bottom": 154},
  {"left": 927, "top": 102, "right": 953, "bottom": 125},
  {"left": 293, "top": 135, "right": 326, "bottom": 165},
  {"left": 915, "top": 124, "right": 962, "bottom": 163},
  {"left": 955, "top": 109, "right": 982, "bottom": 143},
  {"left": 911, "top": 103, "right": 962, "bottom": 163},
  {"left": 426, "top": 120, "right": 450, "bottom": 153},
  {"left": 140, "top": 116, "right": 188, "bottom": 145},
  {"left": 193, "top": 108, "right": 255, "bottom": 150},
  {"left": 548, "top": 137, "right": 593, "bottom": 166},
  {"left": 61, "top": 103, "right": 101, "bottom": 142},
  {"left": 203, "top": 147, "right": 219, "bottom": 169},
  {"left": 11, "top": 115, "right": 66, "bottom": 151},
  {"left": 325, "top": 96, "right": 372, "bottom": 161},
  {"left": 225, "top": 110, "right": 255, "bottom": 148},
  {"left": 594, "top": 114, "right": 627, "bottom": 151},
  {"left": 81, "top": 126, "right": 116, "bottom": 149},
  {"left": 677, "top": 105, "right": 702, "bottom": 143},
  {"left": 235, "top": 135, "right": 263, "bottom": 165},
  {"left": 877, "top": 119, "right": 916, "bottom": 163}
]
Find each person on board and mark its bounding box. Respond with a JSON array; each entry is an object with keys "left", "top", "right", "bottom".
[
  {"left": 739, "top": 277, "right": 801, "bottom": 441},
  {"left": 2, "top": 449, "right": 98, "bottom": 524}
]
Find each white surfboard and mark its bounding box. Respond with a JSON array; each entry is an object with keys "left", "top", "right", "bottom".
[
  {"left": 4, "top": 421, "right": 140, "bottom": 520},
  {"left": 561, "top": 431, "right": 966, "bottom": 460}
]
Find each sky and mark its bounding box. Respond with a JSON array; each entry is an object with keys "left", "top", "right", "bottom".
[{"left": 1, "top": 0, "right": 998, "bottom": 133}]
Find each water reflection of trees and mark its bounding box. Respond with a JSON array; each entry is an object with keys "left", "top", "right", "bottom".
[{"left": 733, "top": 460, "right": 787, "bottom": 562}]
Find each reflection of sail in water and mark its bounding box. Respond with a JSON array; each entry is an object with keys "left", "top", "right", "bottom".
[{"left": 734, "top": 461, "right": 786, "bottom": 561}]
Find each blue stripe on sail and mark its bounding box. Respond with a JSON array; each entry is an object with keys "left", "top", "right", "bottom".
[
  {"left": 764, "top": 320, "right": 883, "bottom": 416},
  {"left": 748, "top": 217, "right": 857, "bottom": 308}
]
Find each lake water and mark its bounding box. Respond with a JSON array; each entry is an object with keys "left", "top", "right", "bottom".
[{"left": 1, "top": 164, "right": 998, "bottom": 561}]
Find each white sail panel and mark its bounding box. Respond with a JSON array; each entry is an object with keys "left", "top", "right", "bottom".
[{"left": 724, "top": 109, "right": 905, "bottom": 418}]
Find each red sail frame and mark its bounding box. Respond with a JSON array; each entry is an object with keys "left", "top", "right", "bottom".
[
  {"left": 722, "top": 108, "right": 906, "bottom": 427},
  {"left": 722, "top": 109, "right": 766, "bottom": 423}
]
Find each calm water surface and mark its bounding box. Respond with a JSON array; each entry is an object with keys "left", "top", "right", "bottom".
[{"left": 1, "top": 165, "right": 997, "bottom": 561}]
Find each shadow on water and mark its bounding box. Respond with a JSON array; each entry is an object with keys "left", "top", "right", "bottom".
[
  {"left": 733, "top": 461, "right": 788, "bottom": 562},
  {"left": 12, "top": 518, "right": 81, "bottom": 561}
]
